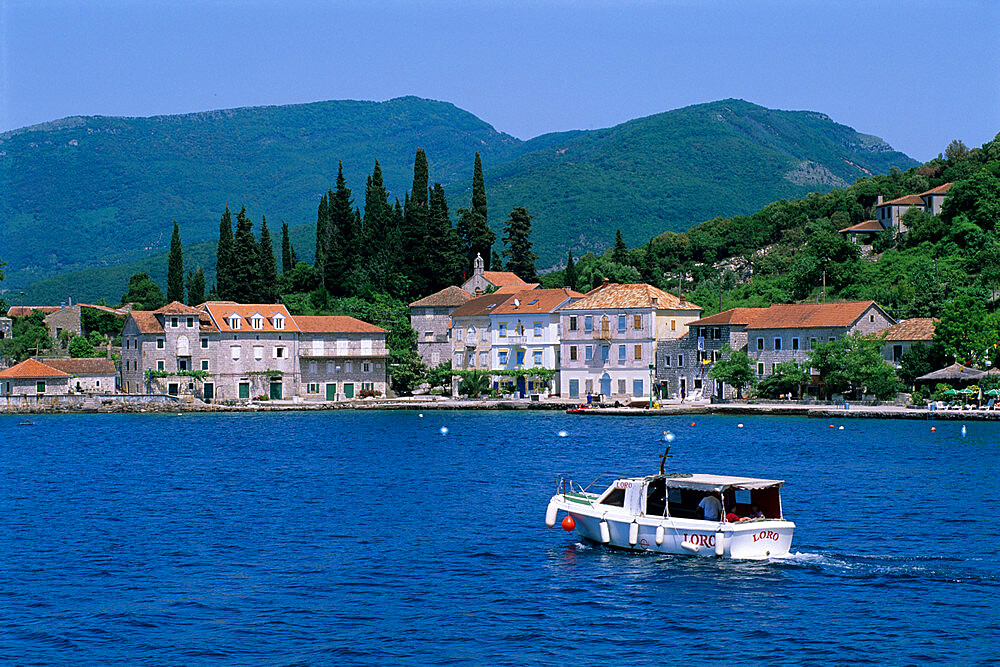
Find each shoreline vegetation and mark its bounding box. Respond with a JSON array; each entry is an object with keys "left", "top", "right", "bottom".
[{"left": 3, "top": 397, "right": 998, "bottom": 421}]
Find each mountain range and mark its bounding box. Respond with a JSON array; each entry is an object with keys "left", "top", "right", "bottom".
[{"left": 0, "top": 96, "right": 918, "bottom": 303}]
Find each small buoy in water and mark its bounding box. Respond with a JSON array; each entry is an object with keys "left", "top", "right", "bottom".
[
  {"left": 439, "top": 426, "right": 449, "bottom": 435},
  {"left": 961, "top": 425, "right": 967, "bottom": 437},
  {"left": 829, "top": 424, "right": 835, "bottom": 428},
  {"left": 737, "top": 423, "right": 744, "bottom": 428},
  {"left": 419, "top": 413, "right": 423, "bottom": 418},
  {"left": 690, "top": 422, "right": 696, "bottom": 427},
  {"left": 557, "top": 430, "right": 568, "bottom": 438},
  {"left": 931, "top": 427, "right": 936, "bottom": 432},
  {"left": 838, "top": 426, "right": 844, "bottom": 430},
  {"left": 177, "top": 413, "right": 182, "bottom": 416},
  {"left": 561, "top": 514, "right": 576, "bottom": 531},
  {"left": 663, "top": 431, "right": 676, "bottom": 443}
]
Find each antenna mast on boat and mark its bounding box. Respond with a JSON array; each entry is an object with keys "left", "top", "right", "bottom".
[{"left": 659, "top": 431, "right": 675, "bottom": 474}]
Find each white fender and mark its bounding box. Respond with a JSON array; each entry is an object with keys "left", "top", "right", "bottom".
[
  {"left": 715, "top": 531, "right": 725, "bottom": 557},
  {"left": 599, "top": 520, "right": 611, "bottom": 544},
  {"left": 655, "top": 525, "right": 665, "bottom": 546},
  {"left": 545, "top": 501, "right": 558, "bottom": 528},
  {"left": 680, "top": 540, "right": 699, "bottom": 552},
  {"left": 628, "top": 521, "right": 639, "bottom": 546}
]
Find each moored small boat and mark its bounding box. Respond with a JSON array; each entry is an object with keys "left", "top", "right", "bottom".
[{"left": 546, "top": 471, "right": 794, "bottom": 559}]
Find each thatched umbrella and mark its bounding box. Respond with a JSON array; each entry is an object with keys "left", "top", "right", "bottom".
[{"left": 916, "top": 363, "right": 985, "bottom": 384}]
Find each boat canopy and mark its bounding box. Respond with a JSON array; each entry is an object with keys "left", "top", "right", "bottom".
[{"left": 653, "top": 473, "right": 784, "bottom": 492}]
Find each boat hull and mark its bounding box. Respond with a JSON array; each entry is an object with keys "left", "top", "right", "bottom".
[{"left": 548, "top": 495, "right": 794, "bottom": 559}]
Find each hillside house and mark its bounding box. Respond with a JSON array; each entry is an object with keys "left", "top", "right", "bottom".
[
  {"left": 409, "top": 286, "right": 472, "bottom": 367},
  {"left": 879, "top": 318, "right": 937, "bottom": 368},
  {"left": 0, "top": 358, "right": 71, "bottom": 397}
]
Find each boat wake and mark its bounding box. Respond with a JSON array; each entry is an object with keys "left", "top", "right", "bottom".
[{"left": 772, "top": 550, "right": 998, "bottom": 586}]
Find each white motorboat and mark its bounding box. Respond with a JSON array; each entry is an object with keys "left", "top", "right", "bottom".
[{"left": 545, "top": 471, "right": 794, "bottom": 559}]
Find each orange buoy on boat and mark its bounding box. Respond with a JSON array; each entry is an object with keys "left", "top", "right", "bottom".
[{"left": 561, "top": 515, "right": 576, "bottom": 531}]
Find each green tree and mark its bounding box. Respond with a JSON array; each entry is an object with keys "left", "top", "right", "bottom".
[
  {"left": 166, "top": 220, "right": 184, "bottom": 303},
  {"left": 0, "top": 311, "right": 52, "bottom": 363},
  {"left": 934, "top": 294, "right": 999, "bottom": 365},
  {"left": 940, "top": 170, "right": 1000, "bottom": 232},
  {"left": 280, "top": 261, "right": 321, "bottom": 294},
  {"left": 460, "top": 152, "right": 496, "bottom": 271},
  {"left": 564, "top": 250, "right": 578, "bottom": 290},
  {"left": 425, "top": 183, "right": 466, "bottom": 292},
  {"left": 898, "top": 342, "right": 948, "bottom": 387},
  {"left": 402, "top": 149, "right": 431, "bottom": 294},
  {"left": 808, "top": 334, "right": 901, "bottom": 399},
  {"left": 230, "top": 206, "right": 259, "bottom": 303},
  {"left": 257, "top": 215, "right": 279, "bottom": 303},
  {"left": 281, "top": 221, "right": 294, "bottom": 273},
  {"left": 325, "top": 161, "right": 356, "bottom": 296},
  {"left": 757, "top": 360, "right": 810, "bottom": 399},
  {"left": 185, "top": 267, "right": 206, "bottom": 306},
  {"left": 612, "top": 229, "right": 629, "bottom": 264},
  {"left": 121, "top": 272, "right": 166, "bottom": 310},
  {"left": 707, "top": 345, "right": 756, "bottom": 398},
  {"left": 491, "top": 249, "right": 504, "bottom": 272},
  {"left": 502, "top": 206, "right": 538, "bottom": 282},
  {"left": 68, "top": 333, "right": 97, "bottom": 358},
  {"left": 315, "top": 192, "right": 329, "bottom": 281},
  {"left": 459, "top": 369, "right": 491, "bottom": 397},
  {"left": 427, "top": 361, "right": 454, "bottom": 393},
  {"left": 390, "top": 350, "right": 427, "bottom": 395},
  {"left": 216, "top": 205, "right": 234, "bottom": 300}
]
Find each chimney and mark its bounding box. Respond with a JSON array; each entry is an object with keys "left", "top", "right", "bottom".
[
  {"left": 652, "top": 296, "right": 659, "bottom": 307},
  {"left": 679, "top": 294, "right": 686, "bottom": 306},
  {"left": 601, "top": 277, "right": 610, "bottom": 287},
  {"left": 876, "top": 195, "right": 884, "bottom": 206}
]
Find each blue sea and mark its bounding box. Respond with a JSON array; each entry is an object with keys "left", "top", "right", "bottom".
[{"left": 1, "top": 411, "right": 997, "bottom": 664}]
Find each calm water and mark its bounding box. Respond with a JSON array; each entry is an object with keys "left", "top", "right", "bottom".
[{"left": 1, "top": 411, "right": 997, "bottom": 664}]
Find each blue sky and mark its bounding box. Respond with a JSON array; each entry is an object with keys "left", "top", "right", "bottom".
[{"left": 1, "top": 0, "right": 997, "bottom": 161}]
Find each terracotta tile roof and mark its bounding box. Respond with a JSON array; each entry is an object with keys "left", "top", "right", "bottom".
[
  {"left": 0, "top": 358, "right": 71, "bottom": 378},
  {"left": 745, "top": 301, "right": 889, "bottom": 330},
  {"left": 495, "top": 283, "right": 540, "bottom": 293},
  {"left": 80, "top": 304, "right": 128, "bottom": 317},
  {"left": 919, "top": 182, "right": 953, "bottom": 196},
  {"left": 492, "top": 288, "right": 583, "bottom": 315},
  {"left": 7, "top": 306, "right": 62, "bottom": 317},
  {"left": 409, "top": 286, "right": 472, "bottom": 308},
  {"left": 839, "top": 220, "right": 886, "bottom": 233},
  {"left": 482, "top": 271, "right": 529, "bottom": 287},
  {"left": 293, "top": 315, "right": 386, "bottom": 334},
  {"left": 129, "top": 311, "right": 164, "bottom": 334},
  {"left": 559, "top": 283, "right": 701, "bottom": 311},
  {"left": 203, "top": 303, "right": 300, "bottom": 333},
  {"left": 152, "top": 301, "right": 204, "bottom": 316},
  {"left": 689, "top": 308, "right": 763, "bottom": 327},
  {"left": 450, "top": 293, "right": 516, "bottom": 318},
  {"left": 879, "top": 194, "right": 924, "bottom": 206},
  {"left": 44, "top": 358, "right": 117, "bottom": 375},
  {"left": 881, "top": 318, "right": 937, "bottom": 342}
]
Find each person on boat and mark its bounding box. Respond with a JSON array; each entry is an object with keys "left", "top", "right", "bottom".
[
  {"left": 725, "top": 508, "right": 741, "bottom": 523},
  {"left": 698, "top": 493, "right": 722, "bottom": 521},
  {"left": 748, "top": 504, "right": 764, "bottom": 519}
]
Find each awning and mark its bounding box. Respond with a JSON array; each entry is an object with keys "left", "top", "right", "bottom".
[{"left": 659, "top": 473, "right": 784, "bottom": 492}]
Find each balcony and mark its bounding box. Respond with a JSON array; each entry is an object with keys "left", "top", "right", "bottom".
[
  {"left": 502, "top": 336, "right": 528, "bottom": 346},
  {"left": 592, "top": 330, "right": 613, "bottom": 341}
]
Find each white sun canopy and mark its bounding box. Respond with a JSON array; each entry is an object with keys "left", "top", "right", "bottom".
[{"left": 659, "top": 474, "right": 784, "bottom": 492}]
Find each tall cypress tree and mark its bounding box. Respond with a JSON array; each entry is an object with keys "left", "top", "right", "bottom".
[
  {"left": 640, "top": 239, "right": 658, "bottom": 284},
  {"left": 565, "top": 250, "right": 578, "bottom": 291},
  {"left": 315, "top": 193, "right": 329, "bottom": 280},
  {"left": 281, "top": 221, "right": 294, "bottom": 273},
  {"left": 258, "top": 215, "right": 279, "bottom": 303},
  {"left": 216, "top": 205, "right": 234, "bottom": 300},
  {"left": 612, "top": 229, "right": 629, "bottom": 264},
  {"left": 231, "top": 206, "right": 258, "bottom": 303},
  {"left": 425, "top": 183, "right": 465, "bottom": 292},
  {"left": 402, "top": 149, "right": 430, "bottom": 294},
  {"left": 502, "top": 206, "right": 538, "bottom": 282},
  {"left": 186, "top": 267, "right": 206, "bottom": 305},
  {"left": 456, "top": 152, "right": 495, "bottom": 274},
  {"left": 491, "top": 249, "right": 503, "bottom": 272},
  {"left": 167, "top": 220, "right": 184, "bottom": 303},
  {"left": 363, "top": 160, "right": 391, "bottom": 249},
  {"left": 325, "top": 161, "right": 354, "bottom": 295}
]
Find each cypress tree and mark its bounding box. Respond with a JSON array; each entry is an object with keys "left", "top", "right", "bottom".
[
  {"left": 258, "top": 215, "right": 279, "bottom": 302},
  {"left": 565, "top": 250, "right": 578, "bottom": 290},
  {"left": 325, "top": 161, "right": 354, "bottom": 295},
  {"left": 472, "top": 152, "right": 487, "bottom": 222},
  {"left": 363, "top": 160, "right": 392, "bottom": 248},
  {"left": 167, "top": 220, "right": 184, "bottom": 303},
  {"left": 491, "top": 249, "right": 503, "bottom": 272},
  {"left": 231, "top": 206, "right": 258, "bottom": 303},
  {"left": 402, "top": 149, "right": 430, "bottom": 294},
  {"left": 612, "top": 229, "right": 629, "bottom": 264},
  {"left": 640, "top": 239, "right": 657, "bottom": 284},
  {"left": 290, "top": 244, "right": 298, "bottom": 268},
  {"left": 315, "top": 193, "right": 329, "bottom": 279},
  {"left": 186, "top": 267, "right": 206, "bottom": 305},
  {"left": 502, "top": 206, "right": 538, "bottom": 282},
  {"left": 456, "top": 152, "right": 495, "bottom": 273},
  {"left": 425, "top": 183, "right": 465, "bottom": 291},
  {"left": 216, "top": 205, "right": 234, "bottom": 300},
  {"left": 281, "top": 221, "right": 293, "bottom": 273}
]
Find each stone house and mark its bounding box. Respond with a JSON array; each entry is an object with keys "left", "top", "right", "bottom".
[
  {"left": 44, "top": 357, "right": 118, "bottom": 394},
  {"left": 559, "top": 282, "right": 702, "bottom": 401},
  {"left": 410, "top": 286, "right": 471, "bottom": 368},
  {"left": 449, "top": 292, "right": 515, "bottom": 373},
  {"left": 0, "top": 316, "right": 12, "bottom": 341},
  {"left": 879, "top": 318, "right": 937, "bottom": 368},
  {"left": 0, "top": 358, "right": 71, "bottom": 396},
  {"left": 872, "top": 182, "right": 953, "bottom": 235},
  {"left": 121, "top": 301, "right": 387, "bottom": 402},
  {"left": 489, "top": 288, "right": 582, "bottom": 396},
  {"left": 658, "top": 301, "right": 895, "bottom": 399}
]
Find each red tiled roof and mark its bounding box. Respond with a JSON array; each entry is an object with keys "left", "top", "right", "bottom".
[
  {"left": 44, "top": 358, "right": 117, "bottom": 375},
  {"left": 919, "top": 182, "right": 953, "bottom": 196},
  {"left": 492, "top": 288, "right": 583, "bottom": 315},
  {"left": 482, "top": 271, "right": 529, "bottom": 287},
  {"left": 450, "top": 293, "right": 516, "bottom": 318},
  {"left": 129, "top": 311, "right": 164, "bottom": 334},
  {"left": 0, "top": 358, "right": 71, "bottom": 378},
  {"left": 495, "top": 283, "right": 540, "bottom": 293},
  {"left": 409, "top": 286, "right": 472, "bottom": 308},
  {"left": 7, "top": 306, "right": 61, "bottom": 317},
  {"left": 745, "top": 301, "right": 889, "bottom": 330},
  {"left": 881, "top": 318, "right": 937, "bottom": 342},
  {"left": 559, "top": 283, "right": 701, "bottom": 311},
  {"left": 152, "top": 301, "right": 204, "bottom": 316},
  {"left": 839, "top": 220, "right": 886, "bottom": 233},
  {"left": 689, "top": 308, "right": 763, "bottom": 327},
  {"left": 203, "top": 303, "right": 300, "bottom": 333},
  {"left": 293, "top": 316, "right": 386, "bottom": 334},
  {"left": 879, "top": 194, "right": 924, "bottom": 206}
]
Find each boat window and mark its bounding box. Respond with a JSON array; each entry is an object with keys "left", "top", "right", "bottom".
[
  {"left": 645, "top": 478, "right": 666, "bottom": 516},
  {"left": 735, "top": 489, "right": 751, "bottom": 504},
  {"left": 599, "top": 487, "right": 626, "bottom": 507},
  {"left": 666, "top": 487, "right": 710, "bottom": 520}
]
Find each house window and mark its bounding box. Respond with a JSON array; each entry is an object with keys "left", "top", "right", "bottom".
[
  {"left": 186, "top": 317, "right": 194, "bottom": 327},
  {"left": 694, "top": 378, "right": 702, "bottom": 390},
  {"left": 792, "top": 338, "right": 799, "bottom": 350},
  {"left": 361, "top": 382, "right": 374, "bottom": 392},
  {"left": 157, "top": 338, "right": 164, "bottom": 349},
  {"left": 713, "top": 350, "right": 720, "bottom": 362},
  {"left": 499, "top": 323, "right": 507, "bottom": 338},
  {"left": 157, "top": 360, "right": 165, "bottom": 371},
  {"left": 585, "top": 379, "right": 594, "bottom": 393},
  {"left": 251, "top": 317, "right": 263, "bottom": 330},
  {"left": 585, "top": 346, "right": 593, "bottom": 361},
  {"left": 96, "top": 380, "right": 101, "bottom": 388},
  {"left": 714, "top": 327, "right": 721, "bottom": 340},
  {"left": 618, "top": 345, "right": 626, "bottom": 361},
  {"left": 479, "top": 351, "right": 487, "bottom": 366},
  {"left": 664, "top": 355, "right": 671, "bottom": 367},
  {"left": 569, "top": 316, "right": 578, "bottom": 331},
  {"left": 307, "top": 383, "right": 319, "bottom": 393},
  {"left": 254, "top": 345, "right": 264, "bottom": 361},
  {"left": 678, "top": 354, "right": 684, "bottom": 367},
  {"left": 424, "top": 331, "right": 433, "bottom": 340},
  {"left": 810, "top": 337, "right": 817, "bottom": 349},
  {"left": 534, "top": 322, "right": 542, "bottom": 337},
  {"left": 274, "top": 316, "right": 285, "bottom": 330},
  {"left": 361, "top": 362, "right": 370, "bottom": 372},
  {"left": 481, "top": 327, "right": 488, "bottom": 342},
  {"left": 633, "top": 314, "right": 642, "bottom": 329},
  {"left": 570, "top": 346, "right": 578, "bottom": 361},
  {"left": 774, "top": 338, "right": 782, "bottom": 351},
  {"left": 35, "top": 380, "right": 45, "bottom": 393},
  {"left": 869, "top": 314, "right": 875, "bottom": 323},
  {"left": 618, "top": 315, "right": 626, "bottom": 332},
  {"left": 275, "top": 347, "right": 286, "bottom": 359},
  {"left": 309, "top": 361, "right": 317, "bottom": 373},
  {"left": 201, "top": 360, "right": 209, "bottom": 371},
  {"left": 456, "top": 327, "right": 463, "bottom": 342},
  {"left": 617, "top": 379, "right": 626, "bottom": 394},
  {"left": 516, "top": 350, "right": 525, "bottom": 365},
  {"left": 584, "top": 316, "right": 593, "bottom": 333},
  {"left": 533, "top": 349, "right": 543, "bottom": 365},
  {"left": 893, "top": 344, "right": 903, "bottom": 362},
  {"left": 757, "top": 338, "right": 764, "bottom": 351},
  {"left": 201, "top": 338, "right": 208, "bottom": 349},
  {"left": 231, "top": 346, "right": 241, "bottom": 361},
  {"left": 634, "top": 344, "right": 642, "bottom": 360},
  {"left": 601, "top": 346, "right": 610, "bottom": 362},
  {"left": 633, "top": 379, "right": 643, "bottom": 396},
  {"left": 455, "top": 353, "right": 463, "bottom": 368},
  {"left": 757, "top": 362, "right": 765, "bottom": 375},
  {"left": 670, "top": 320, "right": 676, "bottom": 331},
  {"left": 229, "top": 315, "right": 241, "bottom": 330},
  {"left": 171, "top": 317, "right": 178, "bottom": 328},
  {"left": 499, "top": 350, "right": 508, "bottom": 364},
  {"left": 345, "top": 361, "right": 352, "bottom": 372}
]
